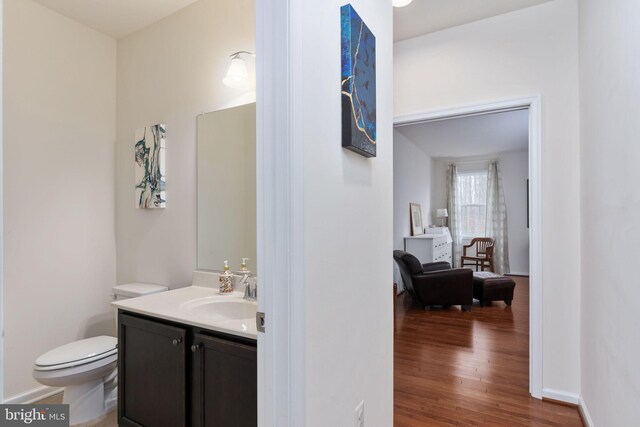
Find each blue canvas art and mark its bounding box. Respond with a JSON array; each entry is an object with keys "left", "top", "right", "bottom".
[{"left": 341, "top": 4, "right": 376, "bottom": 157}]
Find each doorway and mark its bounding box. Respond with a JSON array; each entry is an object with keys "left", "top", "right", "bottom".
[{"left": 392, "top": 97, "right": 551, "bottom": 423}]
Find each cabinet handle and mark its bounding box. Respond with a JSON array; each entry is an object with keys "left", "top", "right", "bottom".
[
  {"left": 172, "top": 338, "right": 182, "bottom": 346},
  {"left": 191, "top": 344, "right": 201, "bottom": 353}
]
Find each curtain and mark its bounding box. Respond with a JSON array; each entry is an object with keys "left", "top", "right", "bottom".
[
  {"left": 486, "top": 161, "right": 510, "bottom": 274},
  {"left": 446, "top": 164, "right": 462, "bottom": 267}
]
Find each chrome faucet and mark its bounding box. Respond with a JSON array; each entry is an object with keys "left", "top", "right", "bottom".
[{"left": 241, "top": 273, "right": 257, "bottom": 301}]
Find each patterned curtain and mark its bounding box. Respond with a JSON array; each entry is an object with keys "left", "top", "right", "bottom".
[
  {"left": 485, "top": 161, "right": 510, "bottom": 274},
  {"left": 446, "top": 164, "right": 462, "bottom": 267}
]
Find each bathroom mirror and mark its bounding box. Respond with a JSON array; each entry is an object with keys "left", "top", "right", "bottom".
[{"left": 197, "top": 103, "right": 256, "bottom": 273}]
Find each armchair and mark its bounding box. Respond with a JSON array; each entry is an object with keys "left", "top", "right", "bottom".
[{"left": 393, "top": 250, "right": 473, "bottom": 311}]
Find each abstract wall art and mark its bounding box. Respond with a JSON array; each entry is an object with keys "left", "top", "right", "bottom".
[
  {"left": 341, "top": 4, "right": 377, "bottom": 158},
  {"left": 135, "top": 124, "right": 166, "bottom": 209}
]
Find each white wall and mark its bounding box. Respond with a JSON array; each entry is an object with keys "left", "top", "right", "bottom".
[
  {"left": 296, "top": 1, "right": 394, "bottom": 425},
  {"left": 432, "top": 151, "right": 530, "bottom": 274},
  {"left": 579, "top": 0, "right": 640, "bottom": 424},
  {"left": 395, "top": 0, "right": 581, "bottom": 396},
  {"left": 393, "top": 130, "right": 432, "bottom": 249},
  {"left": 116, "top": 0, "right": 255, "bottom": 288},
  {"left": 3, "top": 0, "right": 116, "bottom": 399}
]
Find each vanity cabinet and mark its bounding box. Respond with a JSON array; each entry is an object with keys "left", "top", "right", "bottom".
[
  {"left": 191, "top": 333, "right": 257, "bottom": 426},
  {"left": 118, "top": 311, "right": 257, "bottom": 427},
  {"left": 118, "top": 313, "right": 187, "bottom": 427}
]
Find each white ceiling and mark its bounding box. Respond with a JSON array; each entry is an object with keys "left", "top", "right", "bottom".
[
  {"left": 32, "top": 0, "right": 200, "bottom": 39},
  {"left": 394, "top": 0, "right": 553, "bottom": 41},
  {"left": 395, "top": 109, "right": 529, "bottom": 158},
  {"left": 32, "top": 0, "right": 553, "bottom": 41}
]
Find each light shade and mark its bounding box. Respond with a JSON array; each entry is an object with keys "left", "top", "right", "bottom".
[
  {"left": 392, "top": 0, "right": 413, "bottom": 7},
  {"left": 437, "top": 208, "right": 449, "bottom": 218},
  {"left": 223, "top": 53, "right": 251, "bottom": 90}
]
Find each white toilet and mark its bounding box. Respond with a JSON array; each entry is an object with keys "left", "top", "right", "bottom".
[{"left": 33, "top": 283, "right": 168, "bottom": 425}]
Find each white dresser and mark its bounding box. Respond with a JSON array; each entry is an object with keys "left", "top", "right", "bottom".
[{"left": 404, "top": 230, "right": 453, "bottom": 265}]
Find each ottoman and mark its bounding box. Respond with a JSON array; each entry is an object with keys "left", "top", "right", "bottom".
[{"left": 473, "top": 272, "right": 516, "bottom": 307}]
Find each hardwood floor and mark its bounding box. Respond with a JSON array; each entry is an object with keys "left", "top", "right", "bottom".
[{"left": 394, "top": 277, "right": 583, "bottom": 426}]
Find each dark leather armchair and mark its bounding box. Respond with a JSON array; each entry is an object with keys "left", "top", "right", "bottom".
[{"left": 393, "top": 250, "right": 473, "bottom": 311}]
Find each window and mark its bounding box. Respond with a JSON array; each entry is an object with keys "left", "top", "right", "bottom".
[{"left": 457, "top": 171, "right": 488, "bottom": 237}]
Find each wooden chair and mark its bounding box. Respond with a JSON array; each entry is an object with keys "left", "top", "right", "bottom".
[{"left": 461, "top": 238, "right": 495, "bottom": 272}]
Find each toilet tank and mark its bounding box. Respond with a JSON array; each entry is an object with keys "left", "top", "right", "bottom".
[
  {"left": 112, "top": 283, "right": 168, "bottom": 336},
  {"left": 112, "top": 282, "right": 169, "bottom": 301}
]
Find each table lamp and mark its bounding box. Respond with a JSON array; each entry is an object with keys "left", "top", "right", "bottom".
[{"left": 436, "top": 208, "right": 448, "bottom": 227}]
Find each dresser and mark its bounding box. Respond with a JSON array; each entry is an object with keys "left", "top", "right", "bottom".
[{"left": 404, "top": 230, "right": 453, "bottom": 265}]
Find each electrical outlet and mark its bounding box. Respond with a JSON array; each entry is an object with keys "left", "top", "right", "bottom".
[{"left": 355, "top": 400, "right": 364, "bottom": 427}]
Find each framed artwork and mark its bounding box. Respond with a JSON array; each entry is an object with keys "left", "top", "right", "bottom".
[
  {"left": 410, "top": 203, "right": 424, "bottom": 236},
  {"left": 135, "top": 124, "right": 166, "bottom": 208},
  {"left": 341, "top": 4, "right": 377, "bottom": 157}
]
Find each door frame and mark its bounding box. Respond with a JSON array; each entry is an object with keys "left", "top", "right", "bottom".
[
  {"left": 0, "top": 0, "right": 5, "bottom": 403},
  {"left": 393, "top": 96, "right": 543, "bottom": 399},
  {"left": 255, "top": 1, "right": 306, "bottom": 426}
]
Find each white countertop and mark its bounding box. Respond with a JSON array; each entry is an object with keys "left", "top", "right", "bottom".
[{"left": 112, "top": 285, "right": 258, "bottom": 340}]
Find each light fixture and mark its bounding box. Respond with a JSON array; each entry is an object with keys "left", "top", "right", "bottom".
[
  {"left": 223, "top": 51, "right": 255, "bottom": 90},
  {"left": 392, "top": 0, "right": 413, "bottom": 7},
  {"left": 436, "top": 208, "right": 449, "bottom": 227}
]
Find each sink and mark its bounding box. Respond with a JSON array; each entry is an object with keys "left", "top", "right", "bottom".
[{"left": 182, "top": 298, "right": 257, "bottom": 321}]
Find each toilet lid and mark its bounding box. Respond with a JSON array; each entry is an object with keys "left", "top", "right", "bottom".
[{"left": 35, "top": 336, "right": 117, "bottom": 370}]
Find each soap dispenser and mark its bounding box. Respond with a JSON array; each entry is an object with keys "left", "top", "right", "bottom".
[
  {"left": 239, "top": 258, "right": 250, "bottom": 274},
  {"left": 238, "top": 258, "right": 251, "bottom": 292},
  {"left": 219, "top": 260, "right": 234, "bottom": 294}
]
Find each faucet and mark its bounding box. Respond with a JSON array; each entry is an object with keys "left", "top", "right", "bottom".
[{"left": 240, "top": 272, "right": 257, "bottom": 301}]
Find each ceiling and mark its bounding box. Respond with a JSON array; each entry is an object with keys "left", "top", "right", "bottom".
[
  {"left": 32, "top": 0, "right": 553, "bottom": 41},
  {"left": 32, "top": 0, "right": 200, "bottom": 39},
  {"left": 395, "top": 109, "right": 529, "bottom": 158},
  {"left": 394, "top": 0, "right": 553, "bottom": 41}
]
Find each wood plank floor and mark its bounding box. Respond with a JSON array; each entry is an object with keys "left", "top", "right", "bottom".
[{"left": 394, "top": 276, "right": 583, "bottom": 426}]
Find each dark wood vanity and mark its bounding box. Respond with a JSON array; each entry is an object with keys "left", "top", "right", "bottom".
[{"left": 117, "top": 311, "right": 257, "bottom": 427}]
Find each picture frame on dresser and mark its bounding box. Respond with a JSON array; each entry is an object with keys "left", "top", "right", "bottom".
[{"left": 410, "top": 203, "right": 424, "bottom": 236}]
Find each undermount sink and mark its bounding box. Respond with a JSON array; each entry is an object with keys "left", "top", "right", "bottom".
[{"left": 183, "top": 298, "right": 256, "bottom": 321}]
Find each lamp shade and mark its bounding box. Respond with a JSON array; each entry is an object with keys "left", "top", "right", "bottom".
[
  {"left": 223, "top": 56, "right": 250, "bottom": 90},
  {"left": 392, "top": 0, "right": 413, "bottom": 7},
  {"left": 436, "top": 208, "right": 449, "bottom": 218}
]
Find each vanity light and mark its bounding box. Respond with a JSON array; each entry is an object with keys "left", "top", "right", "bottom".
[
  {"left": 223, "top": 51, "right": 255, "bottom": 90},
  {"left": 392, "top": 0, "right": 413, "bottom": 7}
]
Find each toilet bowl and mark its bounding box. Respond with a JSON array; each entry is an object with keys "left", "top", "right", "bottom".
[
  {"left": 33, "top": 336, "right": 118, "bottom": 425},
  {"left": 33, "top": 282, "right": 169, "bottom": 425}
]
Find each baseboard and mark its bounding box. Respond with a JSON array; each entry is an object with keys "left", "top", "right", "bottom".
[
  {"left": 505, "top": 272, "right": 529, "bottom": 277},
  {"left": 541, "top": 388, "right": 580, "bottom": 405},
  {"left": 3, "top": 386, "right": 63, "bottom": 404},
  {"left": 579, "top": 396, "right": 595, "bottom": 427}
]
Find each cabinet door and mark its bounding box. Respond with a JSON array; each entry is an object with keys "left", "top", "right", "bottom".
[
  {"left": 118, "top": 312, "right": 187, "bottom": 427},
  {"left": 191, "top": 333, "right": 257, "bottom": 427}
]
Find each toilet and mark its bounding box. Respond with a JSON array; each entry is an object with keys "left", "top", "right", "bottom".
[{"left": 33, "top": 283, "right": 168, "bottom": 425}]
